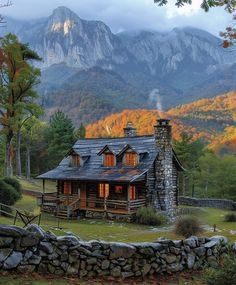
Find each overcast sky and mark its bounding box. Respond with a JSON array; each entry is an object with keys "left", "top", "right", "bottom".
[{"left": 2, "top": 0, "right": 231, "bottom": 36}]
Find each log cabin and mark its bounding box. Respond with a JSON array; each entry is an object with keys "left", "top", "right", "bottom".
[{"left": 37, "top": 119, "right": 183, "bottom": 220}]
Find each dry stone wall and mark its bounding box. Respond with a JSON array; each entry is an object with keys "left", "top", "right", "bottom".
[
  {"left": 180, "top": 196, "right": 236, "bottom": 210},
  {"left": 0, "top": 224, "right": 234, "bottom": 278}
]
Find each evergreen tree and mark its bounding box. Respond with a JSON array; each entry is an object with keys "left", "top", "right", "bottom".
[
  {"left": 173, "top": 132, "right": 205, "bottom": 196},
  {"left": 0, "top": 33, "right": 41, "bottom": 176},
  {"left": 74, "top": 123, "right": 86, "bottom": 139},
  {"left": 45, "top": 110, "right": 75, "bottom": 168}
]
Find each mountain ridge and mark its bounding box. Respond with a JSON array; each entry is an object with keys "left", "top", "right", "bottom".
[{"left": 2, "top": 6, "right": 236, "bottom": 120}]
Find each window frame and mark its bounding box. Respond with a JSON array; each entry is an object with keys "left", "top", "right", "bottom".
[
  {"left": 129, "top": 185, "right": 136, "bottom": 200},
  {"left": 98, "top": 183, "right": 109, "bottom": 198},
  {"left": 71, "top": 154, "right": 80, "bottom": 167},
  {"left": 103, "top": 152, "right": 116, "bottom": 167},
  {"left": 124, "top": 151, "right": 138, "bottom": 167}
]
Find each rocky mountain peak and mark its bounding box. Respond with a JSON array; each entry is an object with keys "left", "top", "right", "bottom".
[
  {"left": 47, "top": 6, "right": 80, "bottom": 34},
  {"left": 51, "top": 6, "right": 79, "bottom": 21}
]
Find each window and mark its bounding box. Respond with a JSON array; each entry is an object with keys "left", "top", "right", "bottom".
[
  {"left": 130, "top": 186, "right": 136, "bottom": 200},
  {"left": 115, "top": 186, "right": 123, "bottom": 193},
  {"left": 72, "top": 155, "right": 80, "bottom": 167},
  {"left": 98, "top": 183, "right": 109, "bottom": 198},
  {"left": 104, "top": 153, "right": 115, "bottom": 167},
  {"left": 63, "top": 181, "right": 71, "bottom": 195},
  {"left": 125, "top": 152, "right": 137, "bottom": 166}
]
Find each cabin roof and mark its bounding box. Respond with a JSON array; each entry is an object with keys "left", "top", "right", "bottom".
[{"left": 37, "top": 135, "right": 183, "bottom": 182}]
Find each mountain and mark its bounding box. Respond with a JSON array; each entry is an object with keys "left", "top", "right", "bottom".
[
  {"left": 4, "top": 6, "right": 129, "bottom": 70},
  {"left": 43, "top": 67, "right": 147, "bottom": 124},
  {"left": 3, "top": 6, "right": 236, "bottom": 118},
  {"left": 86, "top": 92, "right": 236, "bottom": 154}
]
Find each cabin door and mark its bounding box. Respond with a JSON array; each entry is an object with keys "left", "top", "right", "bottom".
[{"left": 79, "top": 183, "right": 86, "bottom": 208}]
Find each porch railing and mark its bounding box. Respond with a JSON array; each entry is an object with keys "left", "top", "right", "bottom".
[
  {"left": 40, "top": 193, "right": 146, "bottom": 214},
  {"left": 80, "top": 198, "right": 146, "bottom": 213}
]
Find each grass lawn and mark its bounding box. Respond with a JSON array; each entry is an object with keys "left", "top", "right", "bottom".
[
  {"left": 18, "top": 178, "right": 56, "bottom": 193},
  {"left": 0, "top": 194, "right": 236, "bottom": 243}
]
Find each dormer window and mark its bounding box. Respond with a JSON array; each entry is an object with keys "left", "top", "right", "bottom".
[
  {"left": 72, "top": 155, "right": 80, "bottom": 167},
  {"left": 124, "top": 152, "right": 137, "bottom": 167},
  {"left": 104, "top": 153, "right": 115, "bottom": 167}
]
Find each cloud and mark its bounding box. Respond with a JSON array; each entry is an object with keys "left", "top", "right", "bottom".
[{"left": 2, "top": 0, "right": 231, "bottom": 36}]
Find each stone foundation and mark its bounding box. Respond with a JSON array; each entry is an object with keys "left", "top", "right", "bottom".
[
  {"left": 84, "top": 211, "right": 134, "bottom": 222},
  {"left": 0, "top": 224, "right": 234, "bottom": 278}
]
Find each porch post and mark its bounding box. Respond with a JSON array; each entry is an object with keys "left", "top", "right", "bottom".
[
  {"left": 127, "top": 184, "right": 130, "bottom": 214},
  {"left": 104, "top": 197, "right": 107, "bottom": 211},
  {"left": 43, "top": 179, "right": 45, "bottom": 194}
]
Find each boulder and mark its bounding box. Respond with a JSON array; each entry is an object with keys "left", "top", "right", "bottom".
[
  {"left": 111, "top": 266, "right": 121, "bottom": 277},
  {"left": 25, "top": 224, "right": 45, "bottom": 240},
  {"left": 166, "top": 254, "right": 177, "bottom": 264},
  {"left": 194, "top": 247, "right": 206, "bottom": 257},
  {"left": 0, "top": 248, "right": 12, "bottom": 262},
  {"left": 122, "top": 271, "right": 134, "bottom": 278},
  {"left": 28, "top": 254, "right": 41, "bottom": 265},
  {"left": 39, "top": 241, "right": 53, "bottom": 254},
  {"left": 184, "top": 237, "right": 197, "bottom": 248},
  {"left": 87, "top": 257, "right": 97, "bottom": 265},
  {"left": 101, "top": 260, "right": 110, "bottom": 270},
  {"left": 210, "top": 236, "right": 228, "bottom": 245},
  {"left": 139, "top": 247, "right": 154, "bottom": 256},
  {"left": 21, "top": 234, "right": 40, "bottom": 247},
  {"left": 79, "top": 269, "right": 88, "bottom": 277},
  {"left": 142, "top": 263, "right": 151, "bottom": 275},
  {"left": 167, "top": 263, "right": 183, "bottom": 272},
  {"left": 0, "top": 237, "right": 13, "bottom": 248},
  {"left": 0, "top": 225, "right": 27, "bottom": 237},
  {"left": 187, "top": 253, "right": 195, "bottom": 269},
  {"left": 110, "top": 243, "right": 136, "bottom": 259},
  {"left": 4, "top": 251, "right": 23, "bottom": 269},
  {"left": 23, "top": 250, "right": 33, "bottom": 261},
  {"left": 17, "top": 264, "right": 35, "bottom": 273},
  {"left": 57, "top": 236, "right": 80, "bottom": 246}
]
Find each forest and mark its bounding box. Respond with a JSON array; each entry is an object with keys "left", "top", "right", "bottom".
[{"left": 0, "top": 33, "right": 236, "bottom": 201}]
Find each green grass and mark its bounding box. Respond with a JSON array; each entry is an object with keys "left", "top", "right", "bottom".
[
  {"left": 1, "top": 194, "right": 236, "bottom": 243},
  {"left": 18, "top": 178, "right": 56, "bottom": 193}
]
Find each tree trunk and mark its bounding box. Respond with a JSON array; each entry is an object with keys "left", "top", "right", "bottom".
[
  {"left": 16, "top": 129, "right": 22, "bottom": 177},
  {"left": 26, "top": 141, "right": 31, "bottom": 180},
  {"left": 5, "top": 132, "right": 13, "bottom": 177}
]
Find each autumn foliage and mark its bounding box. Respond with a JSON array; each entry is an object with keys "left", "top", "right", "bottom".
[{"left": 86, "top": 92, "right": 236, "bottom": 154}]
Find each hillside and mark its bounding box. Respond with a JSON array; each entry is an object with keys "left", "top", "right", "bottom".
[{"left": 86, "top": 92, "right": 236, "bottom": 153}]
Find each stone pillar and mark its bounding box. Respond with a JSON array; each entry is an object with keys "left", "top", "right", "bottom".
[
  {"left": 154, "top": 119, "right": 175, "bottom": 219},
  {"left": 123, "top": 122, "right": 137, "bottom": 137}
]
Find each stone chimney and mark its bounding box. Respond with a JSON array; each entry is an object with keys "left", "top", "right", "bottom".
[
  {"left": 154, "top": 118, "right": 175, "bottom": 219},
  {"left": 123, "top": 122, "right": 137, "bottom": 137}
]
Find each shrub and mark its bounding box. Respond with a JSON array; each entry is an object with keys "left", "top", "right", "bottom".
[
  {"left": 175, "top": 215, "right": 202, "bottom": 238},
  {"left": 0, "top": 179, "right": 21, "bottom": 205},
  {"left": 3, "top": 177, "right": 22, "bottom": 195},
  {"left": 205, "top": 254, "right": 236, "bottom": 285},
  {"left": 136, "top": 207, "right": 166, "bottom": 226},
  {"left": 224, "top": 213, "right": 236, "bottom": 222}
]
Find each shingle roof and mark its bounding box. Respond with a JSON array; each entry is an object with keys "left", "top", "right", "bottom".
[{"left": 37, "top": 135, "right": 158, "bottom": 182}]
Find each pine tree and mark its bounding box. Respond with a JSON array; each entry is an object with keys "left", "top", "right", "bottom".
[
  {"left": 74, "top": 123, "right": 86, "bottom": 139},
  {"left": 0, "top": 33, "right": 41, "bottom": 176},
  {"left": 173, "top": 132, "right": 205, "bottom": 196},
  {"left": 45, "top": 110, "right": 75, "bottom": 168}
]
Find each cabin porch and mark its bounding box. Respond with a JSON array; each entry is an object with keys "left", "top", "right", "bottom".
[{"left": 39, "top": 179, "right": 147, "bottom": 218}]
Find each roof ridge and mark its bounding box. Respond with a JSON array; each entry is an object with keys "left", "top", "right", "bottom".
[{"left": 76, "top": 134, "right": 154, "bottom": 141}]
